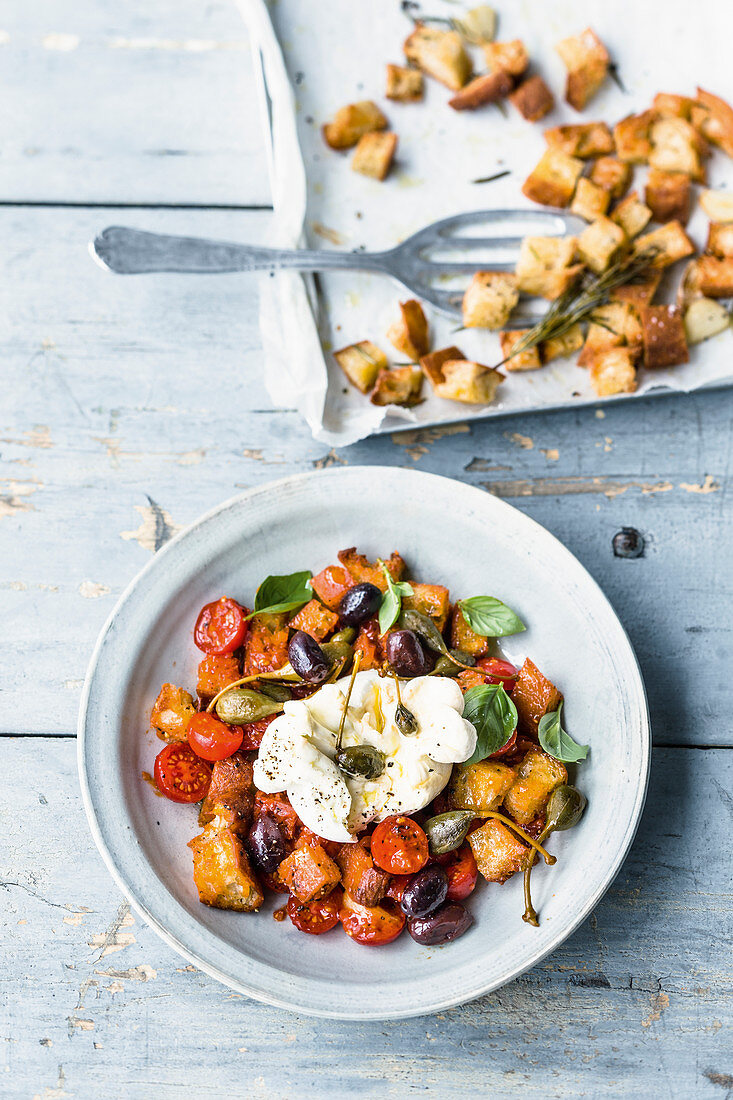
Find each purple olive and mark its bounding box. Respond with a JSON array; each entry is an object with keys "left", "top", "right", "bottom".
[
  {"left": 407, "top": 902, "right": 473, "bottom": 946},
  {"left": 288, "top": 630, "right": 331, "bottom": 684},
  {"left": 338, "top": 582, "right": 382, "bottom": 626},
  {"left": 385, "top": 630, "right": 432, "bottom": 677},
  {"left": 248, "top": 815, "right": 286, "bottom": 872},
  {"left": 400, "top": 865, "right": 448, "bottom": 918}
]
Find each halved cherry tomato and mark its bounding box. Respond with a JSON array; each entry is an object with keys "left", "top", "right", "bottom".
[
  {"left": 339, "top": 891, "right": 406, "bottom": 945},
  {"left": 476, "top": 657, "right": 518, "bottom": 693},
  {"left": 240, "top": 715, "right": 277, "bottom": 751},
  {"left": 153, "top": 742, "right": 211, "bottom": 803},
  {"left": 187, "top": 711, "right": 243, "bottom": 762},
  {"left": 288, "top": 888, "right": 342, "bottom": 935},
  {"left": 194, "top": 597, "right": 248, "bottom": 655},
  {"left": 489, "top": 729, "right": 518, "bottom": 760},
  {"left": 254, "top": 792, "right": 300, "bottom": 841},
  {"left": 442, "top": 844, "right": 479, "bottom": 901},
  {"left": 371, "top": 815, "right": 429, "bottom": 875}
]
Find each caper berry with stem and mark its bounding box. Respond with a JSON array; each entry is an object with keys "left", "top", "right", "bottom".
[
  {"left": 424, "top": 810, "right": 474, "bottom": 855},
  {"left": 215, "top": 688, "right": 284, "bottom": 725},
  {"left": 321, "top": 639, "right": 354, "bottom": 674},
  {"left": 522, "top": 784, "right": 587, "bottom": 927},
  {"left": 257, "top": 681, "right": 293, "bottom": 703},
  {"left": 330, "top": 627, "right": 356, "bottom": 645},
  {"left": 390, "top": 671, "right": 419, "bottom": 736},
  {"left": 431, "top": 649, "right": 477, "bottom": 677}
]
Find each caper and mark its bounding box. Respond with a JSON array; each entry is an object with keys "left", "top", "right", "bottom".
[
  {"left": 330, "top": 627, "right": 356, "bottom": 645},
  {"left": 545, "top": 785, "right": 587, "bottom": 832},
  {"left": 215, "top": 688, "right": 284, "bottom": 725},
  {"left": 321, "top": 639, "right": 354, "bottom": 672},
  {"left": 431, "top": 649, "right": 477, "bottom": 677},
  {"left": 336, "top": 745, "right": 386, "bottom": 780},
  {"left": 395, "top": 703, "right": 418, "bottom": 736},
  {"left": 257, "top": 681, "right": 293, "bottom": 703},
  {"left": 424, "top": 810, "right": 474, "bottom": 855},
  {"left": 400, "top": 609, "right": 448, "bottom": 655}
]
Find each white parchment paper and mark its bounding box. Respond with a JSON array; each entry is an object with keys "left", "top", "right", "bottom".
[{"left": 241, "top": 0, "right": 733, "bottom": 445}]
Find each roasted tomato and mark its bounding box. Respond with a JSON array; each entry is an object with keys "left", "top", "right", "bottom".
[
  {"left": 371, "top": 815, "right": 429, "bottom": 875},
  {"left": 288, "top": 889, "right": 342, "bottom": 935},
  {"left": 194, "top": 597, "right": 248, "bottom": 655},
  {"left": 240, "top": 715, "right": 277, "bottom": 751},
  {"left": 187, "top": 712, "right": 243, "bottom": 762},
  {"left": 489, "top": 729, "right": 518, "bottom": 760},
  {"left": 154, "top": 742, "right": 211, "bottom": 803},
  {"left": 442, "top": 844, "right": 479, "bottom": 901},
  {"left": 253, "top": 792, "right": 300, "bottom": 842},
  {"left": 476, "top": 657, "right": 518, "bottom": 693},
  {"left": 385, "top": 875, "right": 411, "bottom": 904},
  {"left": 339, "top": 891, "right": 406, "bottom": 946}
]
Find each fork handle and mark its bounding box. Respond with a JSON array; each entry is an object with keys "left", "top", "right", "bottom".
[{"left": 92, "top": 226, "right": 391, "bottom": 276}]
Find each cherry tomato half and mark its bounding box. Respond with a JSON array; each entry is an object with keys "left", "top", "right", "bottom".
[
  {"left": 240, "top": 715, "right": 277, "bottom": 751},
  {"left": 288, "top": 889, "right": 342, "bottom": 935},
  {"left": 153, "top": 742, "right": 211, "bottom": 803},
  {"left": 489, "top": 729, "right": 518, "bottom": 760},
  {"left": 371, "top": 815, "right": 429, "bottom": 875},
  {"left": 187, "top": 711, "right": 243, "bottom": 762},
  {"left": 339, "top": 891, "right": 406, "bottom": 946},
  {"left": 476, "top": 657, "right": 518, "bottom": 693},
  {"left": 194, "top": 597, "right": 248, "bottom": 655},
  {"left": 442, "top": 844, "right": 479, "bottom": 901}
]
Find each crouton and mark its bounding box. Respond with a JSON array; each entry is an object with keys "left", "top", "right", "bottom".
[
  {"left": 450, "top": 603, "right": 489, "bottom": 657},
  {"left": 243, "top": 612, "right": 289, "bottom": 676},
  {"left": 469, "top": 818, "right": 528, "bottom": 883},
  {"left": 197, "top": 654, "right": 240, "bottom": 698},
  {"left": 613, "top": 111, "right": 655, "bottom": 164},
  {"left": 693, "top": 88, "right": 733, "bottom": 158},
  {"left": 403, "top": 24, "right": 471, "bottom": 90},
  {"left": 499, "top": 331, "right": 542, "bottom": 372},
  {"left": 577, "top": 217, "right": 627, "bottom": 274},
  {"left": 385, "top": 63, "right": 424, "bottom": 102},
  {"left": 434, "top": 360, "right": 504, "bottom": 403},
  {"left": 589, "top": 347, "right": 638, "bottom": 396},
  {"left": 462, "top": 271, "right": 519, "bottom": 328},
  {"left": 684, "top": 298, "right": 731, "bottom": 345},
  {"left": 370, "top": 365, "right": 423, "bottom": 407},
  {"left": 640, "top": 305, "right": 690, "bottom": 368},
  {"left": 199, "top": 753, "right": 255, "bottom": 834},
  {"left": 539, "top": 323, "right": 584, "bottom": 363},
  {"left": 649, "top": 117, "right": 707, "bottom": 182},
  {"left": 310, "top": 564, "right": 354, "bottom": 610},
  {"left": 334, "top": 340, "right": 387, "bottom": 393},
  {"left": 611, "top": 191, "right": 652, "bottom": 238},
  {"left": 288, "top": 598, "right": 339, "bottom": 642},
  {"left": 633, "top": 221, "right": 695, "bottom": 268},
  {"left": 577, "top": 301, "right": 642, "bottom": 367},
  {"left": 449, "top": 71, "right": 513, "bottom": 110},
  {"left": 278, "top": 842, "right": 341, "bottom": 903},
  {"left": 322, "top": 101, "right": 387, "bottom": 151},
  {"left": 483, "top": 38, "right": 529, "bottom": 78},
  {"left": 522, "top": 148, "right": 584, "bottom": 207},
  {"left": 448, "top": 761, "right": 517, "bottom": 812},
  {"left": 352, "top": 131, "right": 397, "bottom": 181},
  {"left": 190, "top": 827, "right": 263, "bottom": 911},
  {"left": 544, "top": 121, "right": 614, "bottom": 158},
  {"left": 589, "top": 156, "right": 632, "bottom": 199},
  {"left": 511, "top": 657, "right": 563, "bottom": 736},
  {"left": 700, "top": 189, "right": 733, "bottom": 224},
  {"left": 645, "top": 169, "right": 691, "bottom": 225},
  {"left": 338, "top": 548, "right": 406, "bottom": 590},
  {"left": 610, "top": 270, "right": 662, "bottom": 307},
  {"left": 420, "top": 345, "right": 466, "bottom": 388},
  {"left": 150, "top": 683, "right": 196, "bottom": 742},
  {"left": 694, "top": 255, "right": 733, "bottom": 298},
  {"left": 336, "top": 840, "right": 389, "bottom": 907},
  {"left": 653, "top": 92, "right": 696, "bottom": 119},
  {"left": 570, "top": 177, "right": 611, "bottom": 222},
  {"left": 353, "top": 620, "right": 383, "bottom": 670},
  {"left": 386, "top": 299, "right": 429, "bottom": 360},
  {"left": 556, "top": 28, "right": 609, "bottom": 111},
  {"left": 503, "top": 747, "right": 568, "bottom": 824},
  {"left": 509, "top": 75, "right": 555, "bottom": 122},
  {"left": 706, "top": 222, "right": 733, "bottom": 258},
  {"left": 401, "top": 582, "right": 451, "bottom": 631},
  {"left": 515, "top": 235, "right": 581, "bottom": 299}
]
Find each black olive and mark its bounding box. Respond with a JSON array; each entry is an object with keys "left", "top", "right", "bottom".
[
  {"left": 385, "top": 630, "right": 432, "bottom": 677},
  {"left": 400, "top": 865, "right": 448, "bottom": 918},
  {"left": 338, "top": 582, "right": 382, "bottom": 626},
  {"left": 248, "top": 815, "right": 286, "bottom": 872},
  {"left": 612, "top": 527, "right": 644, "bottom": 559},
  {"left": 287, "top": 630, "right": 331, "bottom": 684},
  {"left": 407, "top": 902, "right": 473, "bottom": 945}
]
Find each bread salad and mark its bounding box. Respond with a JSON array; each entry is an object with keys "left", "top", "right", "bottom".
[
  {"left": 322, "top": 6, "right": 733, "bottom": 408},
  {"left": 147, "top": 548, "right": 588, "bottom": 946}
]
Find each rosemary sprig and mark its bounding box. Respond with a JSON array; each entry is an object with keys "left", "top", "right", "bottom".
[{"left": 472, "top": 169, "right": 511, "bottom": 185}]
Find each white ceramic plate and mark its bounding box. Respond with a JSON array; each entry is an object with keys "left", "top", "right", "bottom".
[{"left": 78, "top": 467, "right": 650, "bottom": 1019}]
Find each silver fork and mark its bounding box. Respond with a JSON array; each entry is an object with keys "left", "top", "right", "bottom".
[{"left": 91, "top": 209, "right": 585, "bottom": 324}]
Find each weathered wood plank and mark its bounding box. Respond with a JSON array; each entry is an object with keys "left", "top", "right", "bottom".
[
  {"left": 1, "top": 738, "right": 730, "bottom": 1098},
  {"left": 0, "top": 0, "right": 270, "bottom": 204}
]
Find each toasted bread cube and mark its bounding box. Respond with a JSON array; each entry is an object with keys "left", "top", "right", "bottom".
[
  {"left": 613, "top": 111, "right": 655, "bottom": 164},
  {"left": 197, "top": 654, "right": 240, "bottom": 698},
  {"left": 434, "top": 360, "right": 503, "bottom": 403},
  {"left": 278, "top": 842, "right": 341, "bottom": 903},
  {"left": 199, "top": 753, "right": 256, "bottom": 834},
  {"left": 338, "top": 548, "right": 405, "bottom": 590},
  {"left": 684, "top": 298, "right": 731, "bottom": 345},
  {"left": 589, "top": 347, "right": 638, "bottom": 396},
  {"left": 310, "top": 564, "right": 354, "bottom": 610},
  {"left": 449, "top": 761, "right": 518, "bottom": 812},
  {"left": 243, "top": 611, "right": 289, "bottom": 676},
  {"left": 544, "top": 121, "right": 614, "bottom": 158},
  {"left": 403, "top": 24, "right": 471, "bottom": 90},
  {"left": 288, "top": 598, "right": 339, "bottom": 642},
  {"left": 556, "top": 28, "right": 609, "bottom": 110},
  {"left": 611, "top": 191, "right": 652, "bottom": 238},
  {"left": 370, "top": 365, "right": 423, "bottom": 407},
  {"left": 653, "top": 92, "right": 696, "bottom": 119},
  {"left": 336, "top": 840, "right": 389, "bottom": 907},
  {"left": 334, "top": 340, "right": 387, "bottom": 393},
  {"left": 503, "top": 747, "right": 568, "bottom": 824},
  {"left": 512, "top": 657, "right": 563, "bottom": 736},
  {"left": 462, "top": 271, "right": 519, "bottom": 328},
  {"left": 589, "top": 156, "right": 632, "bottom": 200},
  {"left": 640, "top": 305, "right": 689, "bottom": 368},
  {"left": 484, "top": 38, "right": 529, "bottom": 77},
  {"left": 449, "top": 71, "right": 513, "bottom": 110},
  {"left": 469, "top": 818, "right": 528, "bottom": 883},
  {"left": 323, "top": 101, "right": 387, "bottom": 150},
  {"left": 706, "top": 222, "right": 733, "bottom": 258},
  {"left": 610, "top": 270, "right": 662, "bottom": 307},
  {"left": 700, "top": 189, "right": 733, "bottom": 225},
  {"left": 386, "top": 299, "right": 429, "bottom": 360},
  {"left": 509, "top": 75, "right": 555, "bottom": 122},
  {"left": 499, "top": 331, "right": 542, "bottom": 372},
  {"left": 577, "top": 301, "right": 642, "bottom": 367},
  {"left": 401, "top": 582, "right": 451, "bottom": 631},
  {"left": 450, "top": 604, "right": 489, "bottom": 656},
  {"left": 515, "top": 235, "right": 581, "bottom": 299},
  {"left": 571, "top": 177, "right": 611, "bottom": 222},
  {"left": 420, "top": 345, "right": 466, "bottom": 388},
  {"left": 649, "top": 118, "right": 707, "bottom": 182},
  {"left": 352, "top": 131, "right": 397, "bottom": 181},
  {"left": 539, "top": 323, "right": 584, "bottom": 363},
  {"left": 522, "top": 148, "right": 583, "bottom": 208},
  {"left": 150, "top": 683, "right": 196, "bottom": 742},
  {"left": 190, "top": 827, "right": 263, "bottom": 911},
  {"left": 694, "top": 255, "right": 733, "bottom": 298},
  {"left": 633, "top": 221, "right": 695, "bottom": 268},
  {"left": 577, "top": 217, "right": 627, "bottom": 274},
  {"left": 385, "top": 63, "right": 424, "bottom": 102},
  {"left": 694, "top": 88, "right": 733, "bottom": 158},
  {"left": 645, "top": 169, "right": 691, "bottom": 225}
]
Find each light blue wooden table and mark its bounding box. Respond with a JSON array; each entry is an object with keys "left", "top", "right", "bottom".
[{"left": 1, "top": 3, "right": 731, "bottom": 1097}]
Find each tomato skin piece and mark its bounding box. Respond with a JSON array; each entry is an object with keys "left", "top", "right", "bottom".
[
  {"left": 187, "top": 712, "right": 243, "bottom": 762},
  {"left": 339, "top": 891, "right": 406, "bottom": 945},
  {"left": 153, "top": 742, "right": 211, "bottom": 803},
  {"left": 288, "top": 889, "right": 342, "bottom": 935},
  {"left": 475, "top": 657, "right": 518, "bottom": 693},
  {"left": 489, "top": 729, "right": 518, "bottom": 761},
  {"left": 240, "top": 714, "right": 276, "bottom": 751},
  {"left": 442, "top": 844, "right": 479, "bottom": 901},
  {"left": 194, "top": 597, "right": 248, "bottom": 656},
  {"left": 371, "top": 815, "right": 429, "bottom": 876}
]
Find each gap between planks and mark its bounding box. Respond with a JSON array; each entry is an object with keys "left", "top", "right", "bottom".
[{"left": 0, "top": 200, "right": 274, "bottom": 211}]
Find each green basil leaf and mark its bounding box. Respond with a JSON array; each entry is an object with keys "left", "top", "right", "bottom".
[
  {"left": 459, "top": 596, "right": 525, "bottom": 637},
  {"left": 462, "top": 683, "right": 517, "bottom": 764},
  {"left": 538, "top": 703, "right": 589, "bottom": 763},
  {"left": 378, "top": 561, "right": 414, "bottom": 635},
  {"left": 246, "top": 570, "right": 312, "bottom": 619}
]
